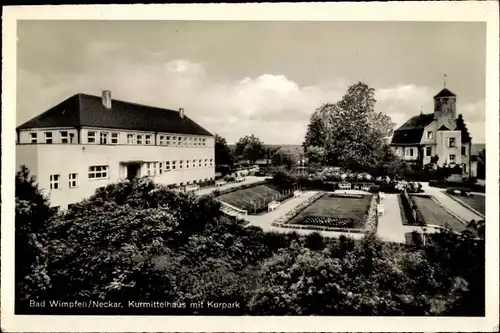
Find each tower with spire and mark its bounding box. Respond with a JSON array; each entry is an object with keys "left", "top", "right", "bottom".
[{"left": 390, "top": 76, "right": 476, "bottom": 178}]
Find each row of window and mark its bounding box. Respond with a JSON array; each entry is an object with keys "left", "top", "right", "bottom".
[
  {"left": 145, "top": 159, "right": 214, "bottom": 176},
  {"left": 29, "top": 131, "right": 209, "bottom": 146},
  {"left": 49, "top": 166, "right": 109, "bottom": 190},
  {"left": 424, "top": 146, "right": 467, "bottom": 157}
]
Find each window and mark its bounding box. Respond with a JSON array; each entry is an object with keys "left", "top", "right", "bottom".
[
  {"left": 49, "top": 174, "right": 60, "bottom": 190},
  {"left": 203, "top": 138, "right": 207, "bottom": 146},
  {"left": 127, "top": 134, "right": 135, "bottom": 144},
  {"left": 186, "top": 160, "right": 189, "bottom": 169},
  {"left": 69, "top": 173, "right": 78, "bottom": 188},
  {"left": 145, "top": 135, "right": 152, "bottom": 145},
  {"left": 172, "top": 160, "right": 177, "bottom": 170},
  {"left": 194, "top": 138, "right": 198, "bottom": 146},
  {"left": 159, "top": 136, "right": 165, "bottom": 145},
  {"left": 111, "top": 133, "right": 119, "bottom": 144},
  {"left": 87, "top": 131, "right": 96, "bottom": 143},
  {"left": 88, "top": 165, "right": 109, "bottom": 180},
  {"left": 100, "top": 132, "right": 109, "bottom": 145},
  {"left": 69, "top": 133, "right": 75, "bottom": 143},
  {"left": 463, "top": 164, "right": 467, "bottom": 172},
  {"left": 166, "top": 136, "right": 171, "bottom": 145},
  {"left": 461, "top": 146, "right": 467, "bottom": 155},
  {"left": 204, "top": 159, "right": 208, "bottom": 167},
  {"left": 137, "top": 135, "right": 143, "bottom": 145},
  {"left": 425, "top": 147, "right": 432, "bottom": 157},
  {"left": 427, "top": 131, "right": 433, "bottom": 139},
  {"left": 60, "top": 131, "right": 69, "bottom": 143},
  {"left": 152, "top": 162, "right": 158, "bottom": 175},
  {"left": 165, "top": 161, "right": 170, "bottom": 172},
  {"left": 179, "top": 160, "right": 183, "bottom": 169},
  {"left": 449, "top": 154, "right": 456, "bottom": 163},
  {"left": 30, "top": 133, "right": 37, "bottom": 143},
  {"left": 45, "top": 132, "right": 53, "bottom": 144},
  {"left": 448, "top": 137, "right": 456, "bottom": 148},
  {"left": 209, "top": 158, "right": 213, "bottom": 166},
  {"left": 192, "top": 160, "right": 196, "bottom": 168},
  {"left": 198, "top": 159, "right": 202, "bottom": 168},
  {"left": 180, "top": 137, "right": 184, "bottom": 145}
]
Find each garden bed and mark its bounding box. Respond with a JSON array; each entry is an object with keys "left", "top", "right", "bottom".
[
  {"left": 217, "top": 183, "right": 294, "bottom": 214},
  {"left": 446, "top": 193, "right": 485, "bottom": 216},
  {"left": 410, "top": 195, "right": 466, "bottom": 232},
  {"left": 288, "top": 194, "right": 372, "bottom": 229},
  {"left": 329, "top": 193, "right": 365, "bottom": 199}
]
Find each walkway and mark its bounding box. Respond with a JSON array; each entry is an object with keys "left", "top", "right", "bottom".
[
  {"left": 376, "top": 194, "right": 406, "bottom": 243},
  {"left": 244, "top": 191, "right": 365, "bottom": 240},
  {"left": 420, "top": 182, "right": 483, "bottom": 223},
  {"left": 195, "top": 176, "right": 269, "bottom": 197}
]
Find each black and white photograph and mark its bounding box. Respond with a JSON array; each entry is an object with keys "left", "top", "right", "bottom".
[{"left": 2, "top": 2, "right": 499, "bottom": 332}]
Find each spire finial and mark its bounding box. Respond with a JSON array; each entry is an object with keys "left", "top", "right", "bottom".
[{"left": 443, "top": 73, "right": 447, "bottom": 88}]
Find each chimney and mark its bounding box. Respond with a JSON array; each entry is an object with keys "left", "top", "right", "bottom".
[
  {"left": 179, "top": 107, "right": 185, "bottom": 119},
  {"left": 102, "top": 90, "right": 112, "bottom": 109}
]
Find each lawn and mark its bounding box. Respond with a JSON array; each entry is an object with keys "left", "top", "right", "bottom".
[
  {"left": 288, "top": 194, "right": 372, "bottom": 229},
  {"left": 217, "top": 183, "right": 290, "bottom": 212},
  {"left": 452, "top": 194, "right": 485, "bottom": 216},
  {"left": 411, "top": 195, "right": 466, "bottom": 232}
]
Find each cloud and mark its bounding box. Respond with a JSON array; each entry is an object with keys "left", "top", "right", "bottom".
[{"left": 17, "top": 41, "right": 485, "bottom": 144}]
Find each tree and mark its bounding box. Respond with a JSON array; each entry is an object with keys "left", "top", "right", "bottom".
[
  {"left": 305, "top": 146, "right": 327, "bottom": 165},
  {"left": 214, "top": 134, "right": 234, "bottom": 168},
  {"left": 235, "top": 135, "right": 265, "bottom": 164},
  {"left": 15, "top": 166, "right": 54, "bottom": 303},
  {"left": 303, "top": 82, "right": 395, "bottom": 170},
  {"left": 271, "top": 148, "right": 299, "bottom": 169},
  {"left": 45, "top": 177, "right": 223, "bottom": 302}
]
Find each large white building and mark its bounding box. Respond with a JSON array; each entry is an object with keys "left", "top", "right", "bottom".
[
  {"left": 390, "top": 86, "right": 477, "bottom": 178},
  {"left": 16, "top": 90, "right": 215, "bottom": 209}
]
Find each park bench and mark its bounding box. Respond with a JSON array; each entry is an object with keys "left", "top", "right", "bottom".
[
  {"left": 268, "top": 200, "right": 280, "bottom": 212},
  {"left": 377, "top": 204, "right": 385, "bottom": 216},
  {"left": 293, "top": 190, "right": 302, "bottom": 198},
  {"left": 339, "top": 183, "right": 351, "bottom": 190}
]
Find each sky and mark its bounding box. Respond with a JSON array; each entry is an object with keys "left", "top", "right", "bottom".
[{"left": 17, "top": 20, "right": 486, "bottom": 144}]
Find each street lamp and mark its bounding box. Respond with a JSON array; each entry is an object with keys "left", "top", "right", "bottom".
[{"left": 422, "top": 227, "right": 427, "bottom": 246}]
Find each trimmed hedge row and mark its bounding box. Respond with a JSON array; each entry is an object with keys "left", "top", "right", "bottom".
[
  {"left": 400, "top": 191, "right": 426, "bottom": 226},
  {"left": 429, "top": 180, "right": 485, "bottom": 193}
]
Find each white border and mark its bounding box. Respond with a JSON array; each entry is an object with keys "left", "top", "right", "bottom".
[{"left": 2, "top": 2, "right": 499, "bottom": 332}]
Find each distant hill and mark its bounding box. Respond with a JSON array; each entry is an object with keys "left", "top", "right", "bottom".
[
  {"left": 471, "top": 143, "right": 485, "bottom": 155},
  {"left": 229, "top": 144, "right": 304, "bottom": 156}
]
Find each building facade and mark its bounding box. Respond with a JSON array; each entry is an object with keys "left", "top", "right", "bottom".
[
  {"left": 390, "top": 87, "right": 476, "bottom": 177},
  {"left": 16, "top": 91, "right": 215, "bottom": 209}
]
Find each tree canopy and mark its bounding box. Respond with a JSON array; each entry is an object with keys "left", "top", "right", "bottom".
[
  {"left": 214, "top": 134, "right": 234, "bottom": 168},
  {"left": 235, "top": 135, "right": 265, "bottom": 164},
  {"left": 16, "top": 166, "right": 484, "bottom": 316},
  {"left": 271, "top": 148, "right": 300, "bottom": 168},
  {"left": 304, "top": 82, "right": 395, "bottom": 171}
]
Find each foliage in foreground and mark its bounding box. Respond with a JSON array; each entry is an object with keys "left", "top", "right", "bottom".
[{"left": 15, "top": 169, "right": 484, "bottom": 315}]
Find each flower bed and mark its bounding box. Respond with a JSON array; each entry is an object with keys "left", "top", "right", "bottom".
[
  {"left": 301, "top": 216, "right": 354, "bottom": 228},
  {"left": 271, "top": 193, "right": 378, "bottom": 234},
  {"left": 329, "top": 193, "right": 364, "bottom": 199}
]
